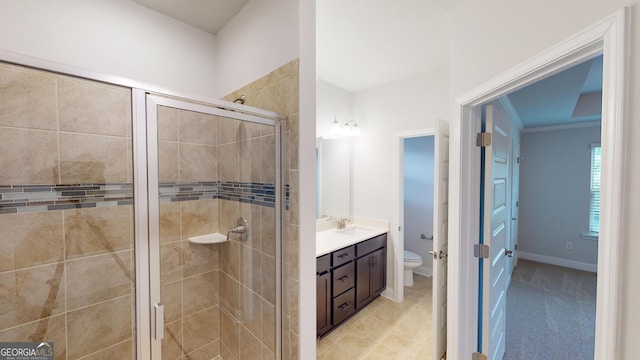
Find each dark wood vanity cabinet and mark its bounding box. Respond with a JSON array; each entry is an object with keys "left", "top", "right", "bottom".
[
  {"left": 316, "top": 233, "right": 387, "bottom": 337},
  {"left": 316, "top": 254, "right": 332, "bottom": 336},
  {"left": 356, "top": 247, "right": 386, "bottom": 309}
]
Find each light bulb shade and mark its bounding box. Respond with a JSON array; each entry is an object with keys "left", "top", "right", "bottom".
[
  {"left": 350, "top": 124, "right": 361, "bottom": 136},
  {"left": 330, "top": 118, "right": 341, "bottom": 135}
]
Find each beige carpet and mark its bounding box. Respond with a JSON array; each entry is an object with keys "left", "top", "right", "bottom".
[{"left": 505, "top": 259, "right": 597, "bottom": 360}]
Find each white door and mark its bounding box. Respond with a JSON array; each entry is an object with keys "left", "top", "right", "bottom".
[
  {"left": 508, "top": 138, "right": 520, "bottom": 277},
  {"left": 432, "top": 119, "right": 449, "bottom": 360},
  {"left": 481, "top": 102, "right": 511, "bottom": 360}
]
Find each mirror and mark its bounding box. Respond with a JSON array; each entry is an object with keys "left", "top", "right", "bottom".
[{"left": 316, "top": 137, "right": 351, "bottom": 220}]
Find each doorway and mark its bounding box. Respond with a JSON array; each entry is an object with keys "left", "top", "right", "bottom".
[
  {"left": 394, "top": 121, "right": 449, "bottom": 360},
  {"left": 403, "top": 135, "right": 435, "bottom": 279},
  {"left": 448, "top": 10, "right": 627, "bottom": 360}
]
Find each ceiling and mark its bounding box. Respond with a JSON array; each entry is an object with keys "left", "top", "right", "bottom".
[
  {"left": 132, "top": 0, "right": 460, "bottom": 92},
  {"left": 316, "top": 0, "right": 462, "bottom": 92},
  {"left": 132, "top": 0, "right": 248, "bottom": 34},
  {"left": 507, "top": 55, "right": 603, "bottom": 128}
]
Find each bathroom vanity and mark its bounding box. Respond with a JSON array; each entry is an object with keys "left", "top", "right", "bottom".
[{"left": 316, "top": 227, "right": 387, "bottom": 337}]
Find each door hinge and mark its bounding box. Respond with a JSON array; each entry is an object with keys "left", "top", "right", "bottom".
[
  {"left": 474, "top": 244, "right": 490, "bottom": 259},
  {"left": 476, "top": 132, "right": 492, "bottom": 147},
  {"left": 472, "top": 352, "right": 488, "bottom": 360},
  {"left": 515, "top": 244, "right": 518, "bottom": 250}
]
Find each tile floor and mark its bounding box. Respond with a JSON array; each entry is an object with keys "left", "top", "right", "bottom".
[{"left": 317, "top": 274, "right": 433, "bottom": 359}]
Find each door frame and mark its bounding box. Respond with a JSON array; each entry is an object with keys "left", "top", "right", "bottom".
[
  {"left": 145, "top": 93, "right": 284, "bottom": 359},
  {"left": 393, "top": 128, "right": 436, "bottom": 302},
  {"left": 448, "top": 8, "right": 628, "bottom": 360}
]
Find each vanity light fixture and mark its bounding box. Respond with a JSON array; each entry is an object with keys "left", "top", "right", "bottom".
[
  {"left": 345, "top": 120, "right": 361, "bottom": 136},
  {"left": 331, "top": 117, "right": 342, "bottom": 135},
  {"left": 330, "top": 117, "right": 361, "bottom": 137}
]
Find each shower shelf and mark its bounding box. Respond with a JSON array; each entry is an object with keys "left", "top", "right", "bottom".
[{"left": 188, "top": 233, "right": 227, "bottom": 244}]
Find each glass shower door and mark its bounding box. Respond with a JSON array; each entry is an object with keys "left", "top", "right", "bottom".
[
  {"left": 0, "top": 62, "right": 137, "bottom": 359},
  {"left": 146, "top": 94, "right": 281, "bottom": 360}
]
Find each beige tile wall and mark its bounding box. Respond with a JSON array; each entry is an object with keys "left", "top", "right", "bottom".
[
  {"left": 0, "top": 63, "right": 135, "bottom": 360},
  {"left": 223, "top": 59, "right": 300, "bottom": 360},
  {"left": 0, "top": 59, "right": 295, "bottom": 360}
]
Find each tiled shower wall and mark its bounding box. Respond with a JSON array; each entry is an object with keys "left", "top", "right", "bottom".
[
  {"left": 157, "top": 106, "right": 279, "bottom": 360},
  {"left": 0, "top": 60, "right": 294, "bottom": 360},
  {"left": 223, "top": 59, "right": 300, "bottom": 360},
  {"left": 0, "top": 63, "right": 136, "bottom": 359}
]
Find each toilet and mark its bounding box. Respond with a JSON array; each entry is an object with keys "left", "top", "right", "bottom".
[{"left": 403, "top": 250, "right": 423, "bottom": 286}]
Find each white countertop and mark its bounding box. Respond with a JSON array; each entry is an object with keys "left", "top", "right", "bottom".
[{"left": 316, "top": 224, "right": 387, "bottom": 257}]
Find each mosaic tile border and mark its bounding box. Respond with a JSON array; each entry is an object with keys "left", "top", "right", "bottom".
[{"left": 0, "top": 181, "right": 288, "bottom": 214}]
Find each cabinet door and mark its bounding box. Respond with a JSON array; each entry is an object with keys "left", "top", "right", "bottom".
[
  {"left": 317, "top": 272, "right": 332, "bottom": 336},
  {"left": 356, "top": 255, "right": 373, "bottom": 309},
  {"left": 371, "top": 248, "right": 386, "bottom": 296}
]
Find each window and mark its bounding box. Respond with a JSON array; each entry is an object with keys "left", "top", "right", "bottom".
[{"left": 589, "top": 143, "right": 601, "bottom": 234}]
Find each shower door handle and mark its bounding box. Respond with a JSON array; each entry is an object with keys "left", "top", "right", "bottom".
[{"left": 154, "top": 302, "right": 164, "bottom": 341}]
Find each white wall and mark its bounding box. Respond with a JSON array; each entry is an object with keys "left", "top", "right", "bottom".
[
  {"left": 316, "top": 80, "right": 354, "bottom": 137},
  {"left": 450, "top": 0, "right": 640, "bottom": 357},
  {"left": 351, "top": 67, "right": 449, "bottom": 296},
  {"left": 518, "top": 125, "right": 600, "bottom": 268},
  {"left": 298, "top": 0, "right": 317, "bottom": 357},
  {"left": 214, "top": 0, "right": 299, "bottom": 97},
  {"left": 403, "top": 136, "right": 435, "bottom": 275},
  {"left": 0, "top": 0, "right": 218, "bottom": 98},
  {"left": 352, "top": 67, "right": 449, "bottom": 220}
]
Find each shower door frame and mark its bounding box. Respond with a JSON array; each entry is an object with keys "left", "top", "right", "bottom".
[{"left": 144, "top": 93, "right": 284, "bottom": 360}]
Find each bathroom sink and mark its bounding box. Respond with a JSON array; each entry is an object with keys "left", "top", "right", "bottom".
[{"left": 336, "top": 226, "right": 375, "bottom": 237}]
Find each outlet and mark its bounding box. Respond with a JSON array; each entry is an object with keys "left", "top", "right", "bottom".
[{"left": 565, "top": 242, "right": 573, "bottom": 250}]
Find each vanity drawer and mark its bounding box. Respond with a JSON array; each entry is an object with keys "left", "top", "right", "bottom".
[
  {"left": 317, "top": 254, "right": 331, "bottom": 274},
  {"left": 357, "top": 233, "right": 387, "bottom": 257},
  {"left": 332, "top": 261, "right": 355, "bottom": 296},
  {"left": 333, "top": 288, "right": 356, "bottom": 325},
  {"left": 332, "top": 245, "right": 355, "bottom": 267}
]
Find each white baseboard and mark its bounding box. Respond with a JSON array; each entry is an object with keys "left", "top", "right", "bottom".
[
  {"left": 381, "top": 288, "right": 395, "bottom": 302},
  {"left": 414, "top": 265, "right": 433, "bottom": 277},
  {"left": 518, "top": 251, "right": 597, "bottom": 273}
]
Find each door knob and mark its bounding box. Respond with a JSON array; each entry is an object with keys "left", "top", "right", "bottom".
[
  {"left": 420, "top": 234, "right": 434, "bottom": 240},
  {"left": 429, "top": 250, "right": 448, "bottom": 260},
  {"left": 504, "top": 249, "right": 513, "bottom": 257}
]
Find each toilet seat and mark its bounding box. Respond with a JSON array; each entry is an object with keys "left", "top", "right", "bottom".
[{"left": 404, "top": 250, "right": 422, "bottom": 262}]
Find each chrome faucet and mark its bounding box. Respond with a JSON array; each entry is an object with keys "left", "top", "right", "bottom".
[{"left": 336, "top": 218, "right": 347, "bottom": 229}]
